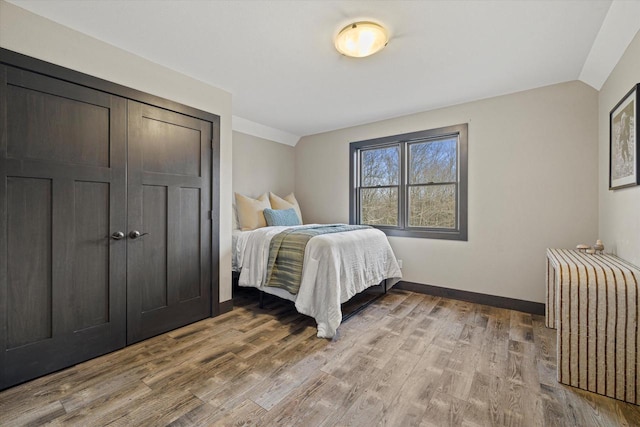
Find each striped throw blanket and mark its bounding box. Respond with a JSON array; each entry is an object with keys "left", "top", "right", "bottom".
[{"left": 265, "top": 224, "right": 371, "bottom": 295}]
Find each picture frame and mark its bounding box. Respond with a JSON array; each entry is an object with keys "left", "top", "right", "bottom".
[{"left": 610, "top": 83, "right": 639, "bottom": 190}]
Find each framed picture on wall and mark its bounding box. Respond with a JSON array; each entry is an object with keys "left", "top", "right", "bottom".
[{"left": 610, "top": 83, "right": 639, "bottom": 190}]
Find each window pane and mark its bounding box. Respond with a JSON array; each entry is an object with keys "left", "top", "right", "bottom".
[
  {"left": 409, "top": 137, "right": 457, "bottom": 184},
  {"left": 409, "top": 184, "right": 456, "bottom": 228},
  {"left": 361, "top": 146, "right": 399, "bottom": 186},
  {"left": 360, "top": 187, "right": 398, "bottom": 226}
]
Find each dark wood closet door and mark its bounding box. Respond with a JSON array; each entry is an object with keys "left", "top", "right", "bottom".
[
  {"left": 126, "top": 101, "right": 212, "bottom": 344},
  {"left": 0, "top": 66, "right": 127, "bottom": 389}
]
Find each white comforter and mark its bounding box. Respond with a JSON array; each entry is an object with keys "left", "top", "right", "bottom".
[{"left": 236, "top": 225, "right": 402, "bottom": 338}]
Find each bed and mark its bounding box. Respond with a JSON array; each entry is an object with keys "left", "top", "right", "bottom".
[{"left": 233, "top": 224, "right": 402, "bottom": 338}]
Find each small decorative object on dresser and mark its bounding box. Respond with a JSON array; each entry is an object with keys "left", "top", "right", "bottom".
[
  {"left": 576, "top": 244, "right": 590, "bottom": 253},
  {"left": 593, "top": 239, "right": 605, "bottom": 254}
]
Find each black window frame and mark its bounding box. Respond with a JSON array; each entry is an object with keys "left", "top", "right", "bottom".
[{"left": 349, "top": 123, "right": 468, "bottom": 240}]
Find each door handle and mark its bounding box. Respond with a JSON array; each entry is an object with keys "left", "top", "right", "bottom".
[
  {"left": 129, "top": 230, "right": 149, "bottom": 239},
  {"left": 111, "top": 231, "right": 125, "bottom": 240}
]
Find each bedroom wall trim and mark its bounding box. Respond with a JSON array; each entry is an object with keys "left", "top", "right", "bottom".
[
  {"left": 395, "top": 281, "right": 545, "bottom": 315},
  {"left": 219, "top": 300, "right": 234, "bottom": 315}
]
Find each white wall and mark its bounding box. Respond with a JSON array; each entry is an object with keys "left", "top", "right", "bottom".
[
  {"left": 598, "top": 30, "right": 640, "bottom": 267},
  {"left": 232, "top": 131, "right": 295, "bottom": 198},
  {"left": 0, "top": 0, "right": 235, "bottom": 302},
  {"left": 296, "top": 81, "right": 599, "bottom": 303}
]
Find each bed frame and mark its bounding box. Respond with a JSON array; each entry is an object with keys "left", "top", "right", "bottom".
[{"left": 256, "top": 278, "right": 389, "bottom": 323}]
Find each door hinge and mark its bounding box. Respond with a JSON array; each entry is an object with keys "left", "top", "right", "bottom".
[{"left": 208, "top": 210, "right": 213, "bottom": 220}]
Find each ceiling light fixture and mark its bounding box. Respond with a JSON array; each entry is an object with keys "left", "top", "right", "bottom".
[{"left": 334, "top": 21, "right": 388, "bottom": 58}]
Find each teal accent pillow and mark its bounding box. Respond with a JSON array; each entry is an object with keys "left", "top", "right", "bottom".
[{"left": 263, "top": 208, "right": 301, "bottom": 226}]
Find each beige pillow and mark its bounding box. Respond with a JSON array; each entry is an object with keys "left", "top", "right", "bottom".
[
  {"left": 235, "top": 193, "right": 271, "bottom": 231},
  {"left": 269, "top": 192, "right": 303, "bottom": 224},
  {"left": 232, "top": 202, "right": 239, "bottom": 230}
]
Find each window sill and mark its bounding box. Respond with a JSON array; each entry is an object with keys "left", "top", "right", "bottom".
[{"left": 372, "top": 226, "right": 467, "bottom": 241}]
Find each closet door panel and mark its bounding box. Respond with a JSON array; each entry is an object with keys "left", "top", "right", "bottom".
[
  {"left": 6, "top": 177, "right": 53, "bottom": 349},
  {"left": 178, "top": 187, "right": 202, "bottom": 301},
  {"left": 67, "top": 181, "right": 111, "bottom": 331},
  {"left": 141, "top": 185, "right": 169, "bottom": 312},
  {"left": 127, "top": 101, "right": 211, "bottom": 344},
  {"left": 6, "top": 71, "right": 110, "bottom": 167},
  {"left": 141, "top": 118, "right": 201, "bottom": 176},
  {"left": 0, "top": 66, "right": 127, "bottom": 390}
]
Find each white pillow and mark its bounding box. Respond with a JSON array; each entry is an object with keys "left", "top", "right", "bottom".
[
  {"left": 235, "top": 192, "right": 271, "bottom": 231},
  {"left": 269, "top": 192, "right": 303, "bottom": 224}
]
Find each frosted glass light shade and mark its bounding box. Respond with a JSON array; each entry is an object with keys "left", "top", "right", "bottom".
[{"left": 335, "top": 21, "right": 388, "bottom": 58}]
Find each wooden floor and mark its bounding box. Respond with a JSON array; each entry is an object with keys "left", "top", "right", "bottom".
[{"left": 1, "top": 288, "right": 639, "bottom": 426}]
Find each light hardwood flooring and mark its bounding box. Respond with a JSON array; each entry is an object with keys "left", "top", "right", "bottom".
[{"left": 1, "top": 288, "right": 639, "bottom": 426}]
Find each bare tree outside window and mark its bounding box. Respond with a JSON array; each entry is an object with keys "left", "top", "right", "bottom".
[
  {"left": 408, "top": 138, "right": 457, "bottom": 228},
  {"left": 360, "top": 146, "right": 399, "bottom": 226},
  {"left": 350, "top": 124, "right": 468, "bottom": 240}
]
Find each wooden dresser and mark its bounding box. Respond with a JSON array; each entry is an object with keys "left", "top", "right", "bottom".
[{"left": 546, "top": 248, "right": 639, "bottom": 405}]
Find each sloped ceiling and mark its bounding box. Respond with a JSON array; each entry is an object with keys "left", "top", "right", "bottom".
[{"left": 7, "top": 0, "right": 640, "bottom": 145}]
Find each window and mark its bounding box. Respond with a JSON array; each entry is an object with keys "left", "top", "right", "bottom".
[{"left": 349, "top": 124, "right": 468, "bottom": 240}]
